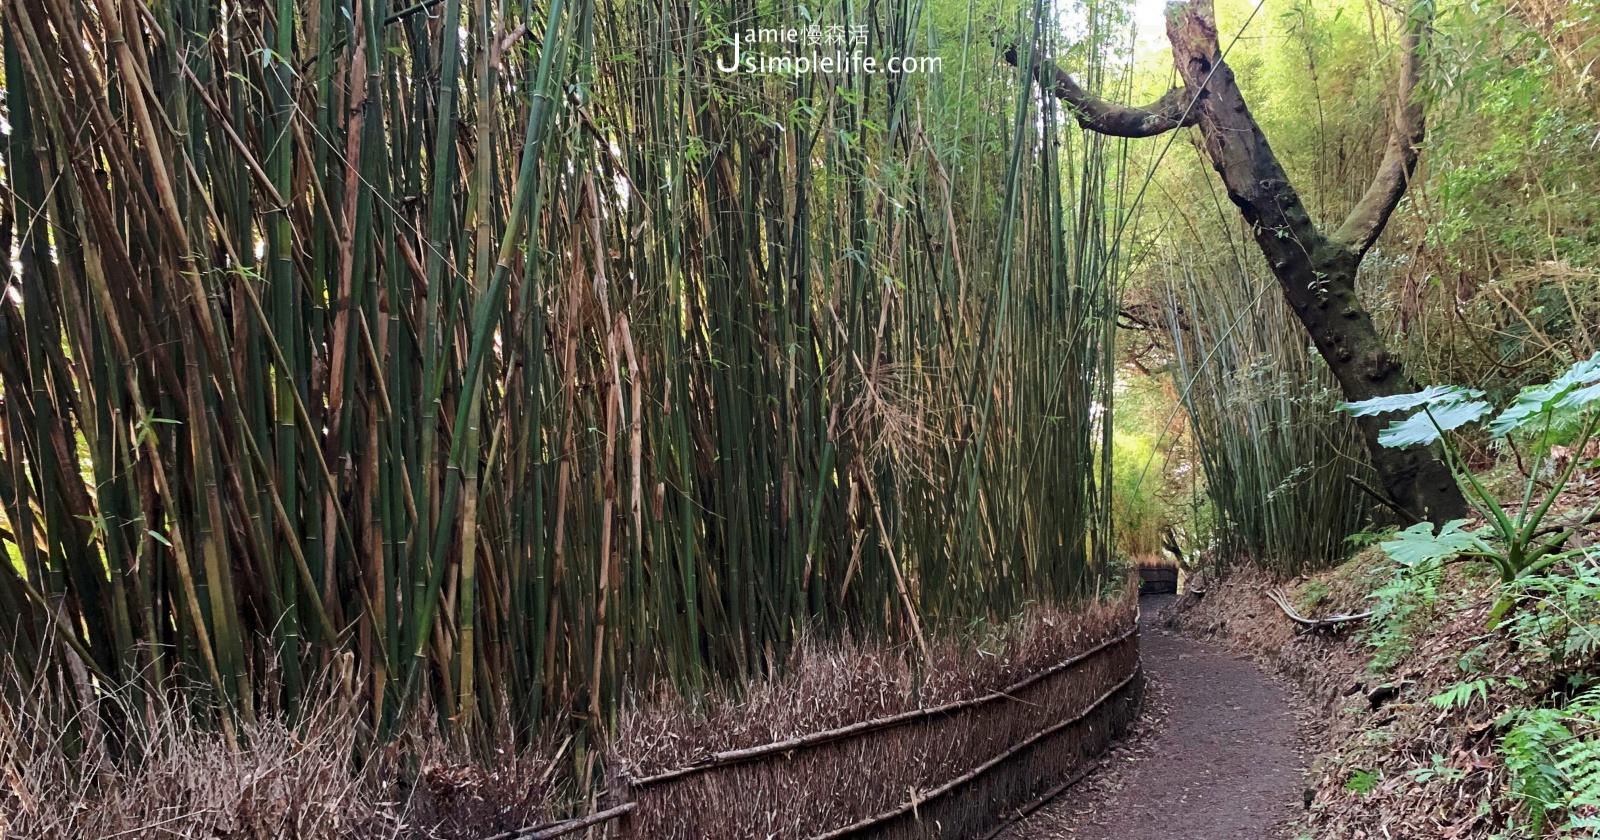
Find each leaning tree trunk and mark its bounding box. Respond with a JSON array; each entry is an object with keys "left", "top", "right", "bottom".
[
  {"left": 1161, "top": 0, "right": 1465, "bottom": 524},
  {"left": 1007, "top": 0, "right": 1468, "bottom": 524}
]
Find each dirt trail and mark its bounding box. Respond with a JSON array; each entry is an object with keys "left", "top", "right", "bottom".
[{"left": 1006, "top": 595, "right": 1305, "bottom": 839}]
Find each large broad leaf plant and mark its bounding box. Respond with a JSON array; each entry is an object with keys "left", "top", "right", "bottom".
[{"left": 1338, "top": 353, "right": 1600, "bottom": 585}]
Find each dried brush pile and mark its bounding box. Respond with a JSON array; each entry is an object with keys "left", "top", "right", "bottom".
[
  {"left": 614, "top": 590, "right": 1140, "bottom": 839},
  {"left": 1135, "top": 557, "right": 1178, "bottom": 595},
  {"left": 0, "top": 669, "right": 556, "bottom": 840},
  {"left": 4, "top": 592, "right": 1139, "bottom": 839}
]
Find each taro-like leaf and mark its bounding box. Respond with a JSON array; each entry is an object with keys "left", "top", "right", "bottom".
[
  {"left": 1379, "top": 519, "right": 1488, "bottom": 568},
  {"left": 1560, "top": 381, "right": 1600, "bottom": 410},
  {"left": 1376, "top": 399, "right": 1494, "bottom": 447},
  {"left": 1488, "top": 352, "right": 1600, "bottom": 437},
  {"left": 1338, "top": 385, "right": 1486, "bottom": 417}
]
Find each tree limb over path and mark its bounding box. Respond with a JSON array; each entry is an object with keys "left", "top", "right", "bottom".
[
  {"left": 1002, "top": 45, "right": 1198, "bottom": 138},
  {"left": 1003, "top": 0, "right": 1467, "bottom": 524}
]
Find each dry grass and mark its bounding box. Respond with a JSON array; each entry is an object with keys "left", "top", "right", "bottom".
[
  {"left": 0, "top": 666, "right": 557, "bottom": 840},
  {"left": 613, "top": 589, "right": 1141, "bottom": 838},
  {"left": 2, "top": 592, "right": 1141, "bottom": 840}
]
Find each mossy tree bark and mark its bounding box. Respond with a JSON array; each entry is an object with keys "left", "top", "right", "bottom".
[{"left": 1008, "top": 0, "right": 1468, "bottom": 524}]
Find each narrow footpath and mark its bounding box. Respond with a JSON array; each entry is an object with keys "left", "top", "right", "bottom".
[{"left": 1006, "top": 595, "right": 1306, "bottom": 839}]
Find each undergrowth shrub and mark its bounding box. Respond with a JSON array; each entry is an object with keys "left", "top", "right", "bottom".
[
  {"left": 1365, "top": 549, "right": 1600, "bottom": 837},
  {"left": 1342, "top": 356, "right": 1600, "bottom": 836},
  {"left": 1489, "top": 555, "right": 1600, "bottom": 835},
  {"left": 1504, "top": 562, "right": 1600, "bottom": 676},
  {"left": 1362, "top": 559, "right": 1444, "bottom": 674},
  {"left": 1500, "top": 685, "right": 1600, "bottom": 836},
  {"left": 1390, "top": 554, "right": 1600, "bottom": 836}
]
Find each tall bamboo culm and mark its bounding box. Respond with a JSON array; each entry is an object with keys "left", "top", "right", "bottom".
[
  {"left": 1158, "top": 242, "right": 1374, "bottom": 576},
  {"left": 0, "top": 0, "right": 1125, "bottom": 754}
]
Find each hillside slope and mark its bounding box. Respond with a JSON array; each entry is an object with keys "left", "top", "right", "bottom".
[{"left": 1167, "top": 552, "right": 1600, "bottom": 838}]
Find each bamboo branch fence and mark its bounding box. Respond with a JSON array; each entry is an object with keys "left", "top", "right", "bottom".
[{"left": 612, "top": 620, "right": 1141, "bottom": 839}]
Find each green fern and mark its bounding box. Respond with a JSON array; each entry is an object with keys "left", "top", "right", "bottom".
[
  {"left": 1502, "top": 709, "right": 1569, "bottom": 834},
  {"left": 1503, "top": 557, "right": 1600, "bottom": 671},
  {"left": 1501, "top": 685, "right": 1600, "bottom": 834},
  {"left": 1431, "top": 678, "right": 1495, "bottom": 711},
  {"left": 1560, "top": 736, "right": 1600, "bottom": 816},
  {"left": 1346, "top": 768, "right": 1382, "bottom": 794},
  {"left": 1364, "top": 562, "right": 1443, "bottom": 673}
]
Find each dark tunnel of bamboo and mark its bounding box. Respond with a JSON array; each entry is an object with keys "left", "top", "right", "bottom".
[{"left": 0, "top": 0, "right": 1125, "bottom": 745}]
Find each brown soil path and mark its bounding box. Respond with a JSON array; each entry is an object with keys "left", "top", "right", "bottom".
[{"left": 1005, "top": 595, "right": 1305, "bottom": 839}]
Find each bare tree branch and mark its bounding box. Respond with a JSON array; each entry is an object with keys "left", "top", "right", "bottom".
[
  {"left": 1001, "top": 44, "right": 1198, "bottom": 138},
  {"left": 1331, "top": 9, "right": 1428, "bottom": 257}
]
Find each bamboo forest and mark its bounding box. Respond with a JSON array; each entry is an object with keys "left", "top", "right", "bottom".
[{"left": 1, "top": 0, "right": 1596, "bottom": 834}]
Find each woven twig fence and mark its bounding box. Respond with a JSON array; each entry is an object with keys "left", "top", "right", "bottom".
[{"left": 600, "top": 623, "right": 1142, "bottom": 839}]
